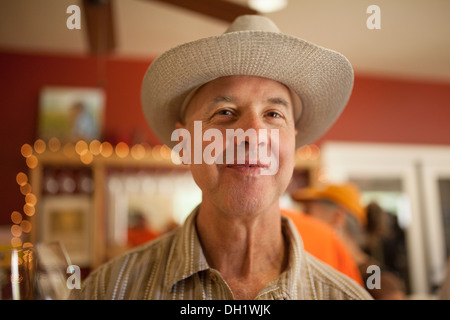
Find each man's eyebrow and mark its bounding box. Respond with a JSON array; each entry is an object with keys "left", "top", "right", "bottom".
[
  {"left": 267, "top": 97, "right": 290, "bottom": 108},
  {"left": 205, "top": 95, "right": 234, "bottom": 114},
  {"left": 210, "top": 95, "right": 234, "bottom": 105},
  {"left": 207, "top": 95, "right": 290, "bottom": 109}
]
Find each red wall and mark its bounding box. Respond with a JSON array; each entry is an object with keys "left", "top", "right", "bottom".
[
  {"left": 1, "top": 50, "right": 450, "bottom": 225},
  {"left": 318, "top": 75, "right": 450, "bottom": 145}
]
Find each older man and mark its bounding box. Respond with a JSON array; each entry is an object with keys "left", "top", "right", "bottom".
[{"left": 77, "top": 15, "right": 371, "bottom": 300}]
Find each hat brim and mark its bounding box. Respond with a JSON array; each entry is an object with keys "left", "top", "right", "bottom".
[
  {"left": 292, "top": 187, "right": 366, "bottom": 225},
  {"left": 141, "top": 30, "right": 354, "bottom": 149}
]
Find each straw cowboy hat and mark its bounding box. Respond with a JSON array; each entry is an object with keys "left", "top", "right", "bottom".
[
  {"left": 141, "top": 15, "right": 354, "bottom": 149},
  {"left": 292, "top": 183, "right": 367, "bottom": 226}
]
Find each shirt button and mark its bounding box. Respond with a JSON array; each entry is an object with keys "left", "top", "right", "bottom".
[{"left": 209, "top": 272, "right": 217, "bottom": 282}]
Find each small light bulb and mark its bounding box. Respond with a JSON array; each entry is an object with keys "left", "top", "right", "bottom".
[{"left": 248, "top": 0, "right": 287, "bottom": 13}]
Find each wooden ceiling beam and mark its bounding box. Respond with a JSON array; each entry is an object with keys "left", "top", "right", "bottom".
[
  {"left": 151, "top": 0, "right": 258, "bottom": 22},
  {"left": 82, "top": 0, "right": 115, "bottom": 54}
]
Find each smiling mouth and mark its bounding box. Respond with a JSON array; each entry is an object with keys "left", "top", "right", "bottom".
[{"left": 224, "top": 160, "right": 270, "bottom": 169}]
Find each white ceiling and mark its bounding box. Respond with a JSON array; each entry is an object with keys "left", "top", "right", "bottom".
[{"left": 1, "top": 0, "right": 450, "bottom": 82}]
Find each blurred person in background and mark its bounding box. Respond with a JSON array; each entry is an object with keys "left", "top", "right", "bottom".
[
  {"left": 364, "top": 201, "right": 410, "bottom": 294},
  {"left": 292, "top": 183, "right": 407, "bottom": 300},
  {"left": 126, "top": 210, "right": 160, "bottom": 248}
]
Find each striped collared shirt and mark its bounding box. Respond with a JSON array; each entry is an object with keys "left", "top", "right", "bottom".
[{"left": 76, "top": 208, "right": 372, "bottom": 300}]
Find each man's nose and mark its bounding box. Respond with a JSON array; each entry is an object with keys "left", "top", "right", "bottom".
[
  {"left": 237, "top": 112, "right": 265, "bottom": 132},
  {"left": 234, "top": 113, "right": 269, "bottom": 151}
]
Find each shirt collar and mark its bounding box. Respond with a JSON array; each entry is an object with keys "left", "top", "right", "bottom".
[
  {"left": 165, "top": 206, "right": 210, "bottom": 291},
  {"left": 164, "top": 207, "right": 311, "bottom": 298},
  {"left": 274, "top": 215, "right": 310, "bottom": 299}
]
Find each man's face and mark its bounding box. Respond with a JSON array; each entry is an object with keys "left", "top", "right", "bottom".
[
  {"left": 302, "top": 200, "right": 340, "bottom": 227},
  {"left": 178, "top": 75, "right": 298, "bottom": 216}
]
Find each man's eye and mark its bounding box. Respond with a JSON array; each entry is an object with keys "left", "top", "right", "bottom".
[
  {"left": 216, "top": 109, "right": 233, "bottom": 116},
  {"left": 267, "top": 111, "right": 282, "bottom": 118}
]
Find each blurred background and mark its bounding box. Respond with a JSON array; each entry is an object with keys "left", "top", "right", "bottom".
[{"left": 1, "top": 0, "right": 449, "bottom": 299}]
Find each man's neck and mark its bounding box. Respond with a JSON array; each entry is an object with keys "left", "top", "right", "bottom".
[{"left": 195, "top": 201, "right": 288, "bottom": 299}]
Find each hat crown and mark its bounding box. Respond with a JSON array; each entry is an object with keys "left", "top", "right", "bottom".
[{"left": 225, "top": 15, "right": 281, "bottom": 34}]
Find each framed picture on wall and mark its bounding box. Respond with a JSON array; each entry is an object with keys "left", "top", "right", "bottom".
[{"left": 37, "top": 86, "right": 105, "bottom": 143}]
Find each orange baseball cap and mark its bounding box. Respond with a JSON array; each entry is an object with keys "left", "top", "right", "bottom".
[{"left": 292, "top": 183, "right": 367, "bottom": 226}]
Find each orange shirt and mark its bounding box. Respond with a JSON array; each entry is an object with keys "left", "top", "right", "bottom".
[
  {"left": 127, "top": 227, "right": 160, "bottom": 248},
  {"left": 282, "top": 209, "right": 364, "bottom": 286}
]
